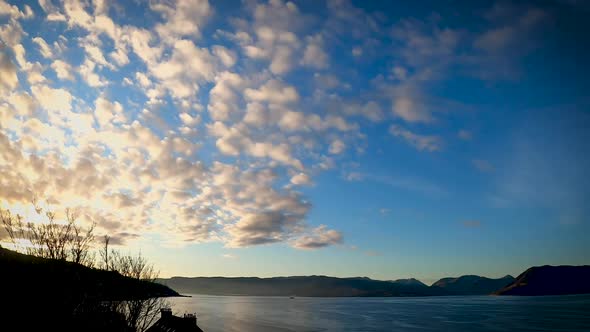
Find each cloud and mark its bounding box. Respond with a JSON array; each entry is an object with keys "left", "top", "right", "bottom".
[
  {"left": 94, "top": 96, "right": 126, "bottom": 127},
  {"left": 221, "top": 253, "right": 237, "bottom": 259},
  {"left": 32, "top": 37, "right": 53, "bottom": 58},
  {"left": 227, "top": 209, "right": 306, "bottom": 247},
  {"left": 344, "top": 172, "right": 446, "bottom": 197},
  {"left": 0, "top": 52, "right": 18, "bottom": 94},
  {"left": 379, "top": 208, "right": 391, "bottom": 216},
  {"left": 462, "top": 220, "right": 482, "bottom": 228},
  {"left": 290, "top": 172, "right": 312, "bottom": 186},
  {"left": 337, "top": 100, "right": 384, "bottom": 122},
  {"left": 7, "top": 92, "right": 36, "bottom": 116},
  {"left": 38, "top": 0, "right": 66, "bottom": 21},
  {"left": 472, "top": 159, "right": 494, "bottom": 173},
  {"left": 329, "top": 139, "right": 345, "bottom": 154},
  {"left": 79, "top": 59, "right": 107, "bottom": 87},
  {"left": 302, "top": 34, "right": 328, "bottom": 69},
  {"left": 151, "top": 0, "right": 212, "bottom": 42},
  {"left": 292, "top": 225, "right": 343, "bottom": 249},
  {"left": 225, "top": 0, "right": 311, "bottom": 75},
  {"left": 475, "top": 5, "right": 547, "bottom": 54},
  {"left": 244, "top": 79, "right": 299, "bottom": 104},
  {"left": 6, "top": 0, "right": 554, "bottom": 252},
  {"left": 31, "top": 85, "right": 72, "bottom": 112},
  {"left": 0, "top": 0, "right": 33, "bottom": 20},
  {"left": 392, "top": 96, "right": 434, "bottom": 124},
  {"left": 0, "top": 0, "right": 359, "bottom": 252},
  {"left": 51, "top": 60, "right": 74, "bottom": 80},
  {"left": 389, "top": 125, "right": 442, "bottom": 152},
  {"left": 458, "top": 130, "right": 472, "bottom": 140},
  {"left": 208, "top": 71, "right": 245, "bottom": 121}
]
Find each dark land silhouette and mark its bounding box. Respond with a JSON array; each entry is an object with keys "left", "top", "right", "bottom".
[
  {"left": 430, "top": 275, "right": 515, "bottom": 295},
  {"left": 159, "top": 267, "right": 590, "bottom": 298},
  {"left": 0, "top": 246, "right": 179, "bottom": 331},
  {"left": 157, "top": 274, "right": 516, "bottom": 297},
  {"left": 495, "top": 265, "right": 590, "bottom": 296}
]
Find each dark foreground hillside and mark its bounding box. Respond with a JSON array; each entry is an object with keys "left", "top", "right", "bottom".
[
  {"left": 495, "top": 265, "right": 590, "bottom": 296},
  {"left": 0, "top": 246, "right": 179, "bottom": 331}
]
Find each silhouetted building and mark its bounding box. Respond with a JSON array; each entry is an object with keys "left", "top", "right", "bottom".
[{"left": 146, "top": 308, "right": 204, "bottom": 332}]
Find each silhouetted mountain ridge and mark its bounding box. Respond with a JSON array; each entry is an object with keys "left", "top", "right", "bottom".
[
  {"left": 158, "top": 274, "right": 514, "bottom": 297},
  {"left": 495, "top": 265, "right": 590, "bottom": 296},
  {"left": 431, "top": 274, "right": 515, "bottom": 295}
]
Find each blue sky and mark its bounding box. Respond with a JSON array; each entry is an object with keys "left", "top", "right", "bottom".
[{"left": 0, "top": 0, "right": 588, "bottom": 284}]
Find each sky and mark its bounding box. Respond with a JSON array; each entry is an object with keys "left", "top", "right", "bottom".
[{"left": 0, "top": 0, "right": 589, "bottom": 284}]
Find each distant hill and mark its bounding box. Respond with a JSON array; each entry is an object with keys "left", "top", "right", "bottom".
[
  {"left": 0, "top": 246, "right": 179, "bottom": 331},
  {"left": 495, "top": 265, "right": 590, "bottom": 296},
  {"left": 431, "top": 275, "right": 515, "bottom": 295},
  {"left": 391, "top": 278, "right": 428, "bottom": 287},
  {"left": 158, "top": 275, "right": 441, "bottom": 297},
  {"left": 390, "top": 278, "right": 432, "bottom": 294},
  {"left": 158, "top": 274, "right": 516, "bottom": 297}
]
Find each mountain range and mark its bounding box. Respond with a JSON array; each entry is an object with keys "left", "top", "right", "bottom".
[
  {"left": 494, "top": 265, "right": 590, "bottom": 296},
  {"left": 159, "top": 265, "right": 590, "bottom": 297},
  {"left": 157, "top": 274, "right": 516, "bottom": 297}
]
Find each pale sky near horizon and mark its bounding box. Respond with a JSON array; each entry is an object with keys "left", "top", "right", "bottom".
[{"left": 0, "top": 0, "right": 589, "bottom": 284}]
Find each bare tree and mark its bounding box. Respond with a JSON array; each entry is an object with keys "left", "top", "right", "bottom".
[
  {"left": 1, "top": 207, "right": 96, "bottom": 265},
  {"left": 0, "top": 209, "right": 27, "bottom": 252},
  {"left": 124, "top": 297, "right": 167, "bottom": 332},
  {"left": 99, "top": 235, "right": 111, "bottom": 270},
  {"left": 108, "top": 250, "right": 166, "bottom": 332},
  {"left": 70, "top": 211, "right": 96, "bottom": 266}
]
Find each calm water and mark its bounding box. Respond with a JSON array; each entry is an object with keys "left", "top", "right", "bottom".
[{"left": 167, "top": 294, "right": 590, "bottom": 332}]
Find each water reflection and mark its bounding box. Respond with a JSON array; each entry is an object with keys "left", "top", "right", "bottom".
[{"left": 168, "top": 294, "right": 590, "bottom": 332}]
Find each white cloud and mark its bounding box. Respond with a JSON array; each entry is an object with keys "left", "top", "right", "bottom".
[
  {"left": 212, "top": 45, "right": 237, "bottom": 67},
  {"left": 231, "top": 0, "right": 306, "bottom": 75},
  {"left": 208, "top": 71, "right": 245, "bottom": 121},
  {"left": 7, "top": 92, "right": 36, "bottom": 116},
  {"left": 151, "top": 39, "right": 220, "bottom": 99},
  {"left": 94, "top": 96, "right": 126, "bottom": 127},
  {"left": 329, "top": 139, "right": 346, "bottom": 154},
  {"left": 179, "top": 112, "right": 200, "bottom": 126},
  {"left": 302, "top": 34, "right": 328, "bottom": 69},
  {"left": 38, "top": 0, "right": 66, "bottom": 21},
  {"left": 389, "top": 125, "right": 442, "bottom": 152},
  {"left": 392, "top": 96, "right": 434, "bottom": 123},
  {"left": 79, "top": 59, "right": 107, "bottom": 87},
  {"left": 341, "top": 101, "right": 383, "bottom": 122},
  {"left": 290, "top": 172, "right": 311, "bottom": 186},
  {"left": 151, "top": 0, "right": 212, "bottom": 42},
  {"left": 293, "top": 225, "right": 343, "bottom": 249},
  {"left": 244, "top": 79, "right": 299, "bottom": 104},
  {"left": 51, "top": 60, "right": 74, "bottom": 80},
  {"left": 32, "top": 37, "right": 53, "bottom": 58},
  {"left": 110, "top": 48, "right": 129, "bottom": 66},
  {"left": 31, "top": 85, "right": 72, "bottom": 112},
  {"left": 0, "top": 0, "right": 34, "bottom": 20},
  {"left": 0, "top": 0, "right": 378, "bottom": 251},
  {"left": 0, "top": 52, "right": 18, "bottom": 94}
]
